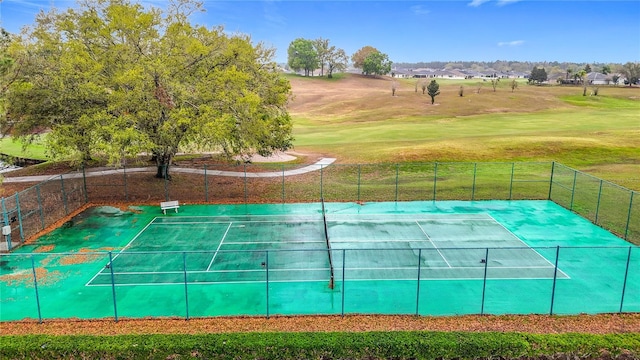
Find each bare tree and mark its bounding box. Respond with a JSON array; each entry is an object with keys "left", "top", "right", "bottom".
[
  {"left": 392, "top": 81, "right": 397, "bottom": 96},
  {"left": 511, "top": 79, "right": 518, "bottom": 92},
  {"left": 491, "top": 79, "right": 499, "bottom": 92},
  {"left": 314, "top": 37, "right": 330, "bottom": 77}
]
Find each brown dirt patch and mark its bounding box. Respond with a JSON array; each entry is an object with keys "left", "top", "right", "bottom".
[
  {"left": 0, "top": 267, "right": 61, "bottom": 287},
  {"left": 33, "top": 244, "right": 55, "bottom": 253},
  {"left": 58, "top": 248, "right": 107, "bottom": 265},
  {"left": 1, "top": 314, "right": 638, "bottom": 336}
]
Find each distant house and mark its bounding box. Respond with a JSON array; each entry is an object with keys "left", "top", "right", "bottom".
[
  {"left": 587, "top": 72, "right": 611, "bottom": 85},
  {"left": 391, "top": 68, "right": 411, "bottom": 78}
]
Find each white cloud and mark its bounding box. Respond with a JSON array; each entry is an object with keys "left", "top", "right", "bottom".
[
  {"left": 410, "top": 5, "right": 430, "bottom": 15},
  {"left": 497, "top": 0, "right": 522, "bottom": 6},
  {"left": 262, "top": 1, "right": 286, "bottom": 28},
  {"left": 498, "top": 40, "right": 525, "bottom": 47},
  {"left": 469, "top": 0, "right": 522, "bottom": 7},
  {"left": 468, "top": 0, "right": 491, "bottom": 7}
]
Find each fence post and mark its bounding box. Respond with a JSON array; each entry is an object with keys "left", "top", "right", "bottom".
[
  {"left": 395, "top": 164, "right": 399, "bottom": 202},
  {"left": 265, "top": 250, "right": 270, "bottom": 319},
  {"left": 60, "top": 175, "right": 68, "bottom": 215},
  {"left": 123, "top": 163, "right": 128, "bottom": 201},
  {"left": 509, "top": 163, "right": 515, "bottom": 200},
  {"left": 619, "top": 247, "right": 632, "bottom": 313},
  {"left": 108, "top": 252, "right": 119, "bottom": 322},
  {"left": 1, "top": 198, "right": 10, "bottom": 249},
  {"left": 320, "top": 165, "right": 324, "bottom": 200},
  {"left": 36, "top": 185, "right": 45, "bottom": 230},
  {"left": 82, "top": 166, "right": 89, "bottom": 203},
  {"left": 569, "top": 170, "right": 577, "bottom": 211},
  {"left": 471, "top": 163, "right": 477, "bottom": 201},
  {"left": 15, "top": 193, "right": 24, "bottom": 244},
  {"left": 31, "top": 255, "right": 43, "bottom": 323},
  {"left": 357, "top": 165, "right": 361, "bottom": 202},
  {"left": 341, "top": 248, "right": 346, "bottom": 318},
  {"left": 243, "top": 164, "right": 248, "bottom": 204},
  {"left": 282, "top": 165, "right": 285, "bottom": 204},
  {"left": 549, "top": 246, "right": 560, "bottom": 315},
  {"left": 547, "top": 161, "right": 555, "bottom": 200},
  {"left": 624, "top": 192, "right": 634, "bottom": 240},
  {"left": 595, "top": 179, "right": 603, "bottom": 224},
  {"left": 204, "top": 165, "right": 208, "bottom": 202},
  {"left": 183, "top": 252, "right": 190, "bottom": 320},
  {"left": 164, "top": 174, "right": 169, "bottom": 201},
  {"left": 481, "top": 248, "right": 489, "bottom": 315},
  {"left": 415, "top": 248, "right": 422, "bottom": 316},
  {"left": 433, "top": 162, "right": 438, "bottom": 201}
]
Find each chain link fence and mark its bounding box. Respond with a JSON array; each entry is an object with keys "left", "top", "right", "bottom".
[{"left": 1, "top": 161, "right": 638, "bottom": 250}]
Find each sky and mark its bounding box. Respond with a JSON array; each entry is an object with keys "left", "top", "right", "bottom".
[{"left": 1, "top": 0, "right": 639, "bottom": 65}]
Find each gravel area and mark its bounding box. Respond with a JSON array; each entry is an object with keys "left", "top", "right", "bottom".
[{"left": 2, "top": 314, "right": 639, "bottom": 336}]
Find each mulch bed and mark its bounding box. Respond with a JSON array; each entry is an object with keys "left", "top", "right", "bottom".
[{"left": 1, "top": 314, "right": 639, "bottom": 336}]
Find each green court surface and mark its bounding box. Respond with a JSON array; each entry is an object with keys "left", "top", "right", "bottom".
[{"left": 1, "top": 200, "right": 638, "bottom": 320}]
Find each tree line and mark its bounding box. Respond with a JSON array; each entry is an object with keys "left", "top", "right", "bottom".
[
  {"left": 287, "top": 39, "right": 391, "bottom": 77},
  {"left": 529, "top": 63, "right": 640, "bottom": 86}
]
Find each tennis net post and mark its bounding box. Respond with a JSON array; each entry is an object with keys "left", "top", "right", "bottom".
[{"left": 321, "top": 197, "right": 335, "bottom": 289}]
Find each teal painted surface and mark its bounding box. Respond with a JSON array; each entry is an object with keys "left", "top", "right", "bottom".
[{"left": 1, "top": 200, "right": 637, "bottom": 320}]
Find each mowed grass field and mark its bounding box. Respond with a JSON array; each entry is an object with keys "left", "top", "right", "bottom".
[{"left": 288, "top": 74, "right": 640, "bottom": 190}]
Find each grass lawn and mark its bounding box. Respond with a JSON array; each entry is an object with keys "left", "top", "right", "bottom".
[
  {"left": 0, "top": 135, "right": 48, "bottom": 161},
  {"left": 288, "top": 74, "right": 640, "bottom": 190}
]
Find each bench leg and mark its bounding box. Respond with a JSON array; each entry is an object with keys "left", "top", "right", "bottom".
[{"left": 174, "top": 208, "right": 178, "bottom": 213}]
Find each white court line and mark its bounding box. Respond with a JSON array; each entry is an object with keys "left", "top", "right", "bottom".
[
  {"left": 92, "top": 267, "right": 331, "bottom": 276},
  {"left": 207, "top": 222, "right": 232, "bottom": 271},
  {"left": 224, "top": 240, "right": 325, "bottom": 245},
  {"left": 330, "top": 238, "right": 435, "bottom": 243},
  {"left": 84, "top": 217, "right": 157, "bottom": 286},
  {"left": 85, "top": 279, "right": 333, "bottom": 287},
  {"left": 151, "top": 220, "right": 323, "bottom": 225},
  {"left": 415, "top": 221, "right": 452, "bottom": 268},
  {"left": 89, "top": 264, "right": 558, "bottom": 277},
  {"left": 486, "top": 215, "right": 571, "bottom": 279}
]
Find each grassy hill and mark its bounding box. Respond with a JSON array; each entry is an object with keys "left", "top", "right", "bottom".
[{"left": 288, "top": 74, "right": 640, "bottom": 190}]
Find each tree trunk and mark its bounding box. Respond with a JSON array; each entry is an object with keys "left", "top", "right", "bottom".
[{"left": 155, "top": 153, "right": 172, "bottom": 179}]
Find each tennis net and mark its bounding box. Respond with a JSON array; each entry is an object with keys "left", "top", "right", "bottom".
[{"left": 321, "top": 198, "right": 335, "bottom": 288}]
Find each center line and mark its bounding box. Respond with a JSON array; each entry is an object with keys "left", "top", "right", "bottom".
[
  {"left": 416, "top": 221, "right": 452, "bottom": 268},
  {"left": 207, "top": 222, "right": 232, "bottom": 271}
]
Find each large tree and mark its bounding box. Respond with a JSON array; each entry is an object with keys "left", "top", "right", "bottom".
[
  {"left": 3, "top": 0, "right": 293, "bottom": 178},
  {"left": 528, "top": 67, "right": 548, "bottom": 84},
  {"left": 325, "top": 48, "right": 348, "bottom": 79},
  {"left": 0, "top": 28, "right": 22, "bottom": 135},
  {"left": 313, "top": 37, "right": 330, "bottom": 77},
  {"left": 287, "top": 38, "right": 318, "bottom": 76},
  {"left": 362, "top": 51, "right": 392, "bottom": 76},
  {"left": 620, "top": 62, "right": 640, "bottom": 86},
  {"left": 351, "top": 46, "right": 378, "bottom": 70}
]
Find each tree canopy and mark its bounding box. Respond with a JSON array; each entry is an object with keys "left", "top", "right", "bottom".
[
  {"left": 427, "top": 80, "right": 440, "bottom": 105},
  {"left": 528, "top": 67, "right": 548, "bottom": 84},
  {"left": 351, "top": 46, "right": 379, "bottom": 70},
  {"left": 620, "top": 62, "right": 640, "bottom": 86},
  {"left": 362, "top": 51, "right": 392, "bottom": 76},
  {"left": 2, "top": 0, "right": 293, "bottom": 178},
  {"left": 287, "top": 38, "right": 318, "bottom": 77}
]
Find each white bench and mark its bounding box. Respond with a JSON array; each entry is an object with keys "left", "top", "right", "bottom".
[{"left": 160, "top": 200, "right": 180, "bottom": 214}]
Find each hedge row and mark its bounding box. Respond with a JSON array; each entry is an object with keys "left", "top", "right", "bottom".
[{"left": 1, "top": 331, "right": 639, "bottom": 360}]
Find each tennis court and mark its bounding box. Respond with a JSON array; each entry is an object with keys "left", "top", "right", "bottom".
[{"left": 1, "top": 200, "right": 638, "bottom": 320}]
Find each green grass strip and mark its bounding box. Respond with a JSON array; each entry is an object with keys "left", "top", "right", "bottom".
[{"left": 1, "top": 331, "right": 639, "bottom": 360}]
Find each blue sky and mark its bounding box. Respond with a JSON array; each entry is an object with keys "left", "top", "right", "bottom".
[{"left": 1, "top": 0, "right": 639, "bottom": 64}]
